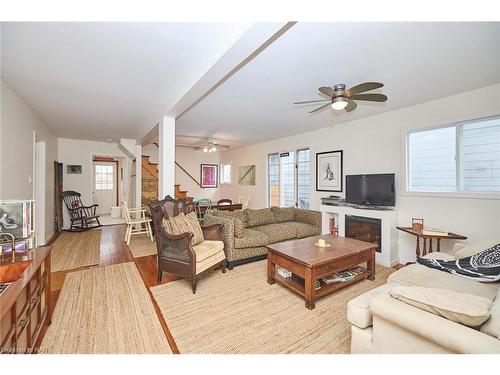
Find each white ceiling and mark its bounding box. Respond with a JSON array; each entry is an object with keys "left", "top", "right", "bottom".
[
  {"left": 2, "top": 22, "right": 499, "bottom": 146},
  {"left": 177, "top": 22, "right": 500, "bottom": 145},
  {"left": 1, "top": 22, "right": 250, "bottom": 140}
]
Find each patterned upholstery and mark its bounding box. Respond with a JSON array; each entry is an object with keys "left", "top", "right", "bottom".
[
  {"left": 234, "top": 229, "right": 271, "bottom": 249},
  {"left": 244, "top": 208, "right": 276, "bottom": 227},
  {"left": 270, "top": 206, "right": 295, "bottom": 223},
  {"left": 204, "top": 208, "right": 321, "bottom": 264},
  {"left": 252, "top": 223, "right": 297, "bottom": 243},
  {"left": 285, "top": 221, "right": 320, "bottom": 239},
  {"left": 162, "top": 211, "right": 204, "bottom": 245}
]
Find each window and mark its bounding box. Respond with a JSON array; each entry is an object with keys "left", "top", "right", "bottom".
[
  {"left": 220, "top": 162, "right": 231, "bottom": 184},
  {"left": 297, "top": 149, "right": 310, "bottom": 208},
  {"left": 95, "top": 165, "right": 114, "bottom": 190},
  {"left": 407, "top": 116, "right": 500, "bottom": 193},
  {"left": 268, "top": 148, "right": 310, "bottom": 208}
]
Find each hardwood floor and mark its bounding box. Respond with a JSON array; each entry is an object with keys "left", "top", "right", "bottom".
[{"left": 37, "top": 224, "right": 182, "bottom": 353}]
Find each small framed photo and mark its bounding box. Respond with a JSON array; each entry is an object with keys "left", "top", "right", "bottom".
[
  {"left": 200, "top": 164, "right": 218, "bottom": 188},
  {"left": 316, "top": 150, "right": 343, "bottom": 192},
  {"left": 67, "top": 165, "right": 82, "bottom": 174}
]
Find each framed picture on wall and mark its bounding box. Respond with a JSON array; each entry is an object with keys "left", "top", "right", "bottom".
[
  {"left": 200, "top": 164, "right": 218, "bottom": 188},
  {"left": 316, "top": 150, "right": 343, "bottom": 192},
  {"left": 67, "top": 165, "right": 82, "bottom": 174}
]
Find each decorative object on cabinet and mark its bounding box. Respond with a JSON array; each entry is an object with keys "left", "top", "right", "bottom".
[
  {"left": 316, "top": 150, "right": 343, "bottom": 192},
  {"left": 238, "top": 165, "right": 256, "bottom": 185},
  {"left": 0, "top": 200, "right": 37, "bottom": 261},
  {"left": 200, "top": 164, "right": 218, "bottom": 188},
  {"left": 411, "top": 218, "right": 424, "bottom": 231}
]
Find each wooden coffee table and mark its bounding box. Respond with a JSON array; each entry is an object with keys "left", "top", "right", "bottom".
[{"left": 267, "top": 234, "right": 377, "bottom": 310}]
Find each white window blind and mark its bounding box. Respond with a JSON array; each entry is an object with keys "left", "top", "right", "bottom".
[
  {"left": 268, "top": 149, "right": 310, "bottom": 208},
  {"left": 220, "top": 163, "right": 231, "bottom": 184},
  {"left": 297, "top": 149, "right": 310, "bottom": 209},
  {"left": 408, "top": 116, "right": 500, "bottom": 193}
]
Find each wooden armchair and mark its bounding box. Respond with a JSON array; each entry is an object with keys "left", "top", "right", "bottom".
[
  {"left": 62, "top": 191, "right": 101, "bottom": 231},
  {"left": 149, "top": 195, "right": 227, "bottom": 293}
]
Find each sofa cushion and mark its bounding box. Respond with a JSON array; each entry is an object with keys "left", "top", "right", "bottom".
[
  {"left": 388, "top": 263, "right": 498, "bottom": 301},
  {"left": 193, "top": 240, "right": 225, "bottom": 274},
  {"left": 453, "top": 240, "right": 498, "bottom": 259},
  {"left": 389, "top": 286, "right": 493, "bottom": 327},
  {"left": 271, "top": 207, "right": 295, "bottom": 223},
  {"left": 212, "top": 210, "right": 247, "bottom": 225},
  {"left": 347, "top": 283, "right": 401, "bottom": 329},
  {"left": 234, "top": 229, "right": 270, "bottom": 249},
  {"left": 480, "top": 288, "right": 500, "bottom": 339},
  {"left": 244, "top": 208, "right": 276, "bottom": 227},
  {"left": 285, "top": 221, "right": 320, "bottom": 239},
  {"left": 252, "top": 223, "right": 297, "bottom": 243}
]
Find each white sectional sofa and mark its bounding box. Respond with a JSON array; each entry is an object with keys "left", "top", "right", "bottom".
[{"left": 348, "top": 241, "right": 500, "bottom": 354}]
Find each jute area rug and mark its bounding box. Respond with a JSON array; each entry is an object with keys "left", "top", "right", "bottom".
[
  {"left": 51, "top": 230, "right": 101, "bottom": 272},
  {"left": 42, "top": 262, "right": 172, "bottom": 354},
  {"left": 128, "top": 233, "right": 157, "bottom": 258},
  {"left": 151, "top": 260, "right": 393, "bottom": 354}
]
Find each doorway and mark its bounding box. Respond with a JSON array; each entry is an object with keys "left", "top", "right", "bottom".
[
  {"left": 92, "top": 160, "right": 118, "bottom": 215},
  {"left": 34, "top": 141, "right": 46, "bottom": 245}
]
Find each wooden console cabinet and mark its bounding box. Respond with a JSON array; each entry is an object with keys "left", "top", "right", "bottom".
[{"left": 0, "top": 247, "right": 52, "bottom": 354}]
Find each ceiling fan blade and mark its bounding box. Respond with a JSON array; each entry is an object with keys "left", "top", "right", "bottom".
[
  {"left": 293, "top": 99, "right": 331, "bottom": 105},
  {"left": 309, "top": 102, "right": 332, "bottom": 114},
  {"left": 348, "top": 82, "right": 384, "bottom": 95},
  {"left": 345, "top": 100, "right": 357, "bottom": 112},
  {"left": 350, "top": 93, "right": 388, "bottom": 102},
  {"left": 318, "top": 86, "right": 334, "bottom": 97}
]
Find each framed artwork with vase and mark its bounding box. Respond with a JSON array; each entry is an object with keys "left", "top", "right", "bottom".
[
  {"left": 200, "top": 164, "right": 218, "bottom": 188},
  {"left": 316, "top": 150, "right": 343, "bottom": 192}
]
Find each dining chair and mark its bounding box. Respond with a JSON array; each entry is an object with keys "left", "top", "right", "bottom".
[
  {"left": 121, "top": 200, "right": 153, "bottom": 245},
  {"left": 216, "top": 198, "right": 232, "bottom": 206},
  {"left": 238, "top": 196, "right": 250, "bottom": 210},
  {"left": 196, "top": 198, "right": 213, "bottom": 221}
]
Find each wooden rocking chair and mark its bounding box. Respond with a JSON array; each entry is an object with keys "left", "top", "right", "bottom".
[{"left": 62, "top": 191, "right": 101, "bottom": 231}]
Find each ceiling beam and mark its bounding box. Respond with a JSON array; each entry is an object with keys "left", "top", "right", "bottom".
[{"left": 140, "top": 22, "right": 296, "bottom": 145}]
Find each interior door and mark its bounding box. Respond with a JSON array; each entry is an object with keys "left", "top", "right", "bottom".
[{"left": 93, "top": 161, "right": 118, "bottom": 215}]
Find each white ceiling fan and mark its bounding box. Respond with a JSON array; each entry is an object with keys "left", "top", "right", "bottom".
[{"left": 177, "top": 136, "right": 230, "bottom": 153}]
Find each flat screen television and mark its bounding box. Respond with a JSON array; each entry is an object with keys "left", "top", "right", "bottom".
[{"left": 346, "top": 173, "right": 395, "bottom": 207}]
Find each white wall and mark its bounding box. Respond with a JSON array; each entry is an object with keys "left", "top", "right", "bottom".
[
  {"left": 1, "top": 78, "right": 58, "bottom": 243},
  {"left": 142, "top": 143, "right": 222, "bottom": 202},
  {"left": 220, "top": 84, "right": 500, "bottom": 263},
  {"left": 58, "top": 138, "right": 132, "bottom": 228}
]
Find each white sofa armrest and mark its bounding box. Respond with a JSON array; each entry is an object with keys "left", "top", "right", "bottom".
[{"left": 371, "top": 293, "right": 500, "bottom": 354}]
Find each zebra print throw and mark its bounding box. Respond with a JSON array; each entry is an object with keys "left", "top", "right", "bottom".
[{"left": 418, "top": 243, "right": 500, "bottom": 283}]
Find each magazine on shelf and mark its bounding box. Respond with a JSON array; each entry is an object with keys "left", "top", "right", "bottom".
[{"left": 322, "top": 267, "right": 367, "bottom": 284}]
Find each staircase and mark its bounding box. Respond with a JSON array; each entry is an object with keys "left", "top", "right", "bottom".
[{"left": 139, "top": 154, "right": 193, "bottom": 206}]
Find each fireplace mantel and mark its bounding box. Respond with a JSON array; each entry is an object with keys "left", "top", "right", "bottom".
[{"left": 320, "top": 204, "right": 399, "bottom": 267}]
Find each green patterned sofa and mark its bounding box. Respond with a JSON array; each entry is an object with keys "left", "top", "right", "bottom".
[{"left": 203, "top": 207, "right": 321, "bottom": 269}]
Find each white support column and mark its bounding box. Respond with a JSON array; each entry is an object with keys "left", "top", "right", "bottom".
[
  {"left": 135, "top": 144, "right": 142, "bottom": 209},
  {"left": 158, "top": 116, "right": 175, "bottom": 198}
]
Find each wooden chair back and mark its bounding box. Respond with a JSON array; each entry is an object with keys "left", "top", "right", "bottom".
[
  {"left": 217, "top": 198, "right": 232, "bottom": 206},
  {"left": 238, "top": 196, "right": 249, "bottom": 210},
  {"left": 62, "top": 191, "right": 83, "bottom": 219},
  {"left": 121, "top": 201, "right": 132, "bottom": 224},
  {"left": 195, "top": 198, "right": 213, "bottom": 220}
]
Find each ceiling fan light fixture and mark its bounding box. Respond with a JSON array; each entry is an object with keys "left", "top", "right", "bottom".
[
  {"left": 203, "top": 147, "right": 208, "bottom": 152},
  {"left": 331, "top": 97, "right": 348, "bottom": 111}
]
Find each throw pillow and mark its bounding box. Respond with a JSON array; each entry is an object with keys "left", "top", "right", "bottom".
[
  {"left": 244, "top": 208, "right": 276, "bottom": 227},
  {"left": 453, "top": 240, "right": 498, "bottom": 259},
  {"left": 162, "top": 212, "right": 204, "bottom": 245},
  {"left": 390, "top": 286, "right": 492, "bottom": 327},
  {"left": 184, "top": 211, "right": 205, "bottom": 245},
  {"left": 270, "top": 206, "right": 295, "bottom": 223}
]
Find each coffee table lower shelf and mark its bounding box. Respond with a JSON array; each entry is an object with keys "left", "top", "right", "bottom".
[{"left": 274, "top": 270, "right": 371, "bottom": 299}]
